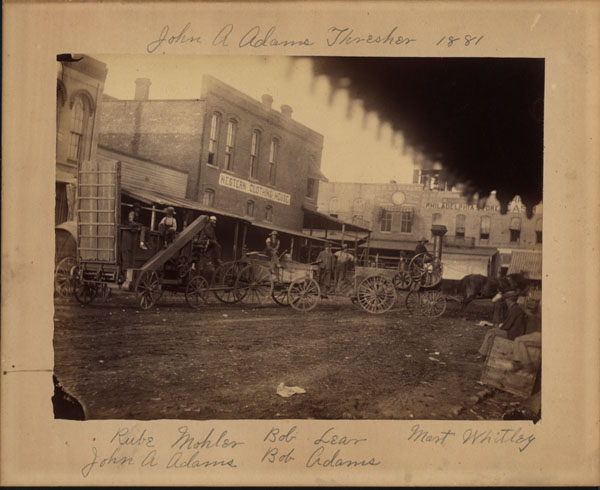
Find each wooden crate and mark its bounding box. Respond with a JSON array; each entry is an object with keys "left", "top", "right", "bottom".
[{"left": 481, "top": 336, "right": 540, "bottom": 398}]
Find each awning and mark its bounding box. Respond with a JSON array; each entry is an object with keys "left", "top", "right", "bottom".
[
  {"left": 360, "top": 238, "right": 416, "bottom": 251},
  {"left": 302, "top": 206, "right": 371, "bottom": 233},
  {"left": 56, "top": 169, "right": 77, "bottom": 183},
  {"left": 309, "top": 166, "right": 329, "bottom": 182},
  {"left": 55, "top": 219, "right": 78, "bottom": 238},
  {"left": 382, "top": 204, "right": 414, "bottom": 214},
  {"left": 507, "top": 250, "right": 542, "bottom": 280},
  {"left": 122, "top": 184, "right": 250, "bottom": 222},
  {"left": 251, "top": 221, "right": 328, "bottom": 243}
]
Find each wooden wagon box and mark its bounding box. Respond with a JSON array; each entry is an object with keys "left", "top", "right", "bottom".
[{"left": 278, "top": 261, "right": 318, "bottom": 283}]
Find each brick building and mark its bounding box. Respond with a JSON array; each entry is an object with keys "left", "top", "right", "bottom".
[
  {"left": 56, "top": 55, "right": 107, "bottom": 225},
  {"left": 97, "top": 74, "right": 337, "bottom": 261},
  {"left": 317, "top": 181, "right": 543, "bottom": 280},
  {"left": 98, "top": 75, "right": 326, "bottom": 233}
]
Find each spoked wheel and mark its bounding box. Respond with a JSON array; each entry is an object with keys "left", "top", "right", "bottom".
[
  {"left": 288, "top": 278, "right": 321, "bottom": 312},
  {"left": 357, "top": 275, "right": 397, "bottom": 314},
  {"left": 212, "top": 261, "right": 246, "bottom": 304},
  {"left": 272, "top": 285, "right": 290, "bottom": 306},
  {"left": 185, "top": 275, "right": 210, "bottom": 309},
  {"left": 177, "top": 255, "right": 192, "bottom": 279},
  {"left": 135, "top": 270, "right": 162, "bottom": 310},
  {"left": 420, "top": 290, "right": 447, "bottom": 318},
  {"left": 405, "top": 290, "right": 422, "bottom": 315},
  {"left": 54, "top": 256, "right": 77, "bottom": 297},
  {"left": 235, "top": 264, "right": 273, "bottom": 305},
  {"left": 409, "top": 254, "right": 442, "bottom": 288},
  {"left": 392, "top": 270, "right": 412, "bottom": 291}
]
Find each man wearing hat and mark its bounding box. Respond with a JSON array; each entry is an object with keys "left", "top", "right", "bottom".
[
  {"left": 195, "top": 216, "right": 222, "bottom": 265},
  {"left": 334, "top": 243, "right": 355, "bottom": 291},
  {"left": 415, "top": 237, "right": 433, "bottom": 261},
  {"left": 316, "top": 242, "right": 334, "bottom": 291},
  {"left": 478, "top": 290, "right": 527, "bottom": 357},
  {"left": 158, "top": 206, "right": 177, "bottom": 248},
  {"left": 127, "top": 203, "right": 148, "bottom": 250},
  {"left": 264, "top": 230, "right": 281, "bottom": 271}
]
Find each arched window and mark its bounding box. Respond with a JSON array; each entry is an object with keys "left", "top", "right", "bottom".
[
  {"left": 245, "top": 200, "right": 255, "bottom": 217},
  {"left": 480, "top": 216, "right": 491, "bottom": 240},
  {"left": 208, "top": 112, "right": 221, "bottom": 166},
  {"left": 224, "top": 119, "right": 237, "bottom": 171},
  {"left": 264, "top": 205, "right": 273, "bottom": 222},
  {"left": 455, "top": 214, "right": 466, "bottom": 238},
  {"left": 249, "top": 130, "right": 261, "bottom": 179},
  {"left": 509, "top": 217, "right": 522, "bottom": 243},
  {"left": 268, "top": 138, "right": 279, "bottom": 185},
  {"left": 353, "top": 198, "right": 365, "bottom": 213},
  {"left": 68, "top": 95, "right": 91, "bottom": 162},
  {"left": 329, "top": 197, "right": 339, "bottom": 215},
  {"left": 203, "top": 188, "right": 215, "bottom": 207}
]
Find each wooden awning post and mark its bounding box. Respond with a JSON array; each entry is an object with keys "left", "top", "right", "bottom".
[
  {"left": 241, "top": 222, "right": 248, "bottom": 256},
  {"left": 307, "top": 239, "right": 313, "bottom": 264},
  {"left": 150, "top": 205, "right": 156, "bottom": 231},
  {"left": 232, "top": 221, "right": 239, "bottom": 260},
  {"left": 290, "top": 237, "right": 295, "bottom": 260},
  {"left": 366, "top": 232, "right": 371, "bottom": 266},
  {"left": 341, "top": 223, "right": 346, "bottom": 247}
]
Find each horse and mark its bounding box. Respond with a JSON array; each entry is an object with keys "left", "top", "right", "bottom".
[{"left": 459, "top": 273, "right": 529, "bottom": 310}]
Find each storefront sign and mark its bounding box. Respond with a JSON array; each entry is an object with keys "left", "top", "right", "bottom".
[
  {"left": 425, "top": 200, "right": 501, "bottom": 213},
  {"left": 219, "top": 173, "right": 291, "bottom": 206}
]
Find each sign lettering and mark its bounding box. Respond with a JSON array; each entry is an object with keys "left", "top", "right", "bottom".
[{"left": 219, "top": 173, "right": 291, "bottom": 206}]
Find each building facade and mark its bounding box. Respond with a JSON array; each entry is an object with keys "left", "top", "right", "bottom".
[
  {"left": 317, "top": 181, "right": 543, "bottom": 279},
  {"left": 56, "top": 55, "right": 108, "bottom": 224},
  {"left": 98, "top": 75, "right": 326, "bottom": 233}
]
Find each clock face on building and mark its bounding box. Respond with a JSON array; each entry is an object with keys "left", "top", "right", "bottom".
[{"left": 391, "top": 191, "right": 406, "bottom": 205}]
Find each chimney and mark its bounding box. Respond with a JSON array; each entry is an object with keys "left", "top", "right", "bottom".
[
  {"left": 261, "top": 94, "right": 273, "bottom": 110},
  {"left": 134, "top": 78, "right": 151, "bottom": 100},
  {"left": 280, "top": 104, "right": 293, "bottom": 118}
]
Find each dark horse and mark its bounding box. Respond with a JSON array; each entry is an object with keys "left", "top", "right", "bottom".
[{"left": 459, "top": 273, "right": 529, "bottom": 310}]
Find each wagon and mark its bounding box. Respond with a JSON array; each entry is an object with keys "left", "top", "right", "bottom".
[{"left": 71, "top": 158, "right": 238, "bottom": 310}]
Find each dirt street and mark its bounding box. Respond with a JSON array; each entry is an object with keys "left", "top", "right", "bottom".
[{"left": 53, "top": 292, "right": 534, "bottom": 420}]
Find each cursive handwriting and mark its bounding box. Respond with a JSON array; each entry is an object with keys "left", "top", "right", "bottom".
[
  {"left": 326, "top": 26, "right": 416, "bottom": 46},
  {"left": 147, "top": 23, "right": 202, "bottom": 53},
  {"left": 110, "top": 427, "right": 155, "bottom": 447},
  {"left": 314, "top": 427, "right": 367, "bottom": 446},
  {"left": 306, "top": 446, "right": 381, "bottom": 468},
  {"left": 462, "top": 427, "right": 535, "bottom": 452},
  {"left": 81, "top": 446, "right": 135, "bottom": 478},
  {"left": 408, "top": 424, "right": 456, "bottom": 446},
  {"left": 166, "top": 451, "right": 237, "bottom": 469},
  {"left": 171, "top": 426, "right": 244, "bottom": 451},
  {"left": 238, "top": 25, "right": 314, "bottom": 48}
]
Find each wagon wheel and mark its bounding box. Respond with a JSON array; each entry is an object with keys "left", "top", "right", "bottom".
[
  {"left": 356, "top": 275, "right": 397, "bottom": 314},
  {"left": 408, "top": 253, "right": 428, "bottom": 281},
  {"left": 54, "top": 256, "right": 76, "bottom": 297},
  {"left": 420, "top": 290, "right": 447, "bottom": 318},
  {"left": 288, "top": 278, "right": 320, "bottom": 312},
  {"left": 185, "top": 275, "right": 210, "bottom": 309},
  {"left": 135, "top": 270, "right": 162, "bottom": 310},
  {"left": 234, "top": 264, "right": 273, "bottom": 305},
  {"left": 272, "top": 285, "right": 290, "bottom": 306},
  {"left": 392, "top": 270, "right": 412, "bottom": 291},
  {"left": 405, "top": 290, "right": 422, "bottom": 315},
  {"left": 212, "top": 261, "right": 246, "bottom": 304}
]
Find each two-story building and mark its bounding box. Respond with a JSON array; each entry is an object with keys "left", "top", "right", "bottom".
[
  {"left": 317, "top": 180, "right": 542, "bottom": 280},
  {"left": 97, "top": 74, "right": 335, "bottom": 261},
  {"left": 56, "top": 55, "right": 107, "bottom": 225}
]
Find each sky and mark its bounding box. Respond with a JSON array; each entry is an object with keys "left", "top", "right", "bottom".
[{"left": 94, "top": 55, "right": 416, "bottom": 184}]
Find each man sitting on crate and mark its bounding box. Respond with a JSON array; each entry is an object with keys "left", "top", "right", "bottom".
[
  {"left": 478, "top": 290, "right": 527, "bottom": 357},
  {"left": 193, "top": 216, "right": 223, "bottom": 268}
]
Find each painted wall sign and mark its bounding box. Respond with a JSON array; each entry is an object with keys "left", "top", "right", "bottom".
[{"left": 219, "top": 173, "right": 291, "bottom": 206}]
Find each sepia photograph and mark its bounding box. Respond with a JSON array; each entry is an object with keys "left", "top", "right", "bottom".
[{"left": 53, "top": 54, "right": 544, "bottom": 422}]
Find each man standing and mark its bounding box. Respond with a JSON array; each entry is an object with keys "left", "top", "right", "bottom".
[
  {"left": 415, "top": 237, "right": 432, "bottom": 260},
  {"left": 334, "top": 243, "right": 355, "bottom": 291},
  {"left": 158, "top": 206, "right": 177, "bottom": 248},
  {"left": 478, "top": 290, "right": 527, "bottom": 357},
  {"left": 316, "top": 243, "right": 334, "bottom": 292},
  {"left": 127, "top": 203, "right": 148, "bottom": 250},
  {"left": 196, "top": 215, "right": 223, "bottom": 265},
  {"left": 264, "top": 231, "right": 281, "bottom": 272}
]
